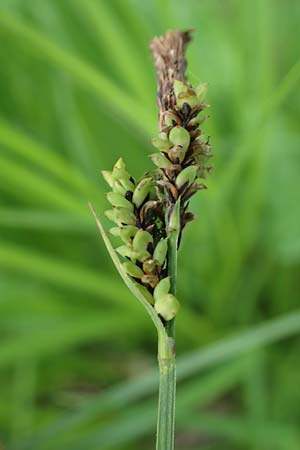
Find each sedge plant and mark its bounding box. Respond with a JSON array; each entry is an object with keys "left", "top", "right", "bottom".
[{"left": 90, "top": 30, "right": 212, "bottom": 450}]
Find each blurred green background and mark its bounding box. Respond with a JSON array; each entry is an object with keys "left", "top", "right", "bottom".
[{"left": 0, "top": 0, "right": 300, "bottom": 449}]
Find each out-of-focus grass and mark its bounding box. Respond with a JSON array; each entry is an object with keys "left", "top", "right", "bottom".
[{"left": 0, "top": 1, "right": 300, "bottom": 449}]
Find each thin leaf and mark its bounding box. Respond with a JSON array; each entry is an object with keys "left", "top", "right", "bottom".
[
  {"left": 0, "top": 208, "right": 91, "bottom": 233},
  {"left": 29, "top": 359, "right": 298, "bottom": 450},
  {"left": 70, "top": 0, "right": 152, "bottom": 100},
  {"left": 0, "top": 117, "right": 91, "bottom": 195},
  {"left": 0, "top": 314, "right": 136, "bottom": 368},
  {"left": 89, "top": 202, "right": 165, "bottom": 337},
  {"left": 27, "top": 309, "right": 300, "bottom": 446},
  {"left": 0, "top": 241, "right": 129, "bottom": 305},
  {"left": 0, "top": 10, "right": 154, "bottom": 135},
  {"left": 0, "top": 153, "right": 85, "bottom": 214},
  {"left": 18, "top": 359, "right": 248, "bottom": 449}
]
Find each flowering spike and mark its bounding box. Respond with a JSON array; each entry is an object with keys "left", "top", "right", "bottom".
[
  {"left": 99, "top": 31, "right": 212, "bottom": 333},
  {"left": 91, "top": 31, "right": 214, "bottom": 450}
]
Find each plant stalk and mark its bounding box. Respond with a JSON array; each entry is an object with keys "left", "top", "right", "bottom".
[
  {"left": 156, "top": 342, "right": 176, "bottom": 450},
  {"left": 166, "top": 230, "right": 178, "bottom": 337},
  {"left": 151, "top": 30, "right": 191, "bottom": 450},
  {"left": 156, "top": 234, "right": 178, "bottom": 449},
  {"left": 156, "top": 200, "right": 180, "bottom": 450}
]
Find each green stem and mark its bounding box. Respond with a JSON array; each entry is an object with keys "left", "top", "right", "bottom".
[
  {"left": 156, "top": 340, "right": 176, "bottom": 450},
  {"left": 165, "top": 231, "right": 178, "bottom": 338},
  {"left": 156, "top": 200, "right": 180, "bottom": 450}
]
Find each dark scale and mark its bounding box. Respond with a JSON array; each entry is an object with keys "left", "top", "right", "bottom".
[
  {"left": 181, "top": 102, "right": 191, "bottom": 117},
  {"left": 125, "top": 190, "right": 133, "bottom": 202}
]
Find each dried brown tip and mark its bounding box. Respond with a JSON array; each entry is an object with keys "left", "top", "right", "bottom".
[{"left": 150, "top": 30, "right": 193, "bottom": 130}]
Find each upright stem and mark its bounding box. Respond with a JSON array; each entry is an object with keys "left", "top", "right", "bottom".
[
  {"left": 156, "top": 342, "right": 176, "bottom": 450},
  {"left": 166, "top": 227, "right": 178, "bottom": 338},
  {"left": 151, "top": 30, "right": 191, "bottom": 450},
  {"left": 156, "top": 200, "right": 180, "bottom": 450}
]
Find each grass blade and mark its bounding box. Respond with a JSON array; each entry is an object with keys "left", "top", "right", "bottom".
[
  {"left": 0, "top": 10, "right": 154, "bottom": 135},
  {"left": 0, "top": 117, "right": 91, "bottom": 195},
  {"left": 0, "top": 153, "right": 86, "bottom": 213},
  {"left": 25, "top": 309, "right": 300, "bottom": 447}
]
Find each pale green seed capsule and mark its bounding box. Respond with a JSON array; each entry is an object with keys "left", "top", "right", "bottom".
[
  {"left": 151, "top": 136, "right": 171, "bottom": 151},
  {"left": 174, "top": 80, "right": 198, "bottom": 108},
  {"left": 196, "top": 82, "right": 208, "bottom": 102},
  {"left": 159, "top": 131, "right": 169, "bottom": 142},
  {"left": 143, "top": 258, "right": 157, "bottom": 273},
  {"left": 112, "top": 180, "right": 127, "bottom": 195},
  {"left": 164, "top": 116, "right": 173, "bottom": 127},
  {"left": 132, "top": 250, "right": 151, "bottom": 263},
  {"left": 168, "top": 145, "right": 187, "bottom": 164},
  {"left": 174, "top": 80, "right": 187, "bottom": 98},
  {"left": 102, "top": 170, "right": 114, "bottom": 187},
  {"left": 132, "top": 177, "right": 152, "bottom": 208},
  {"left": 106, "top": 192, "right": 133, "bottom": 210},
  {"left": 114, "top": 208, "right": 136, "bottom": 226},
  {"left": 113, "top": 157, "right": 126, "bottom": 171},
  {"left": 104, "top": 209, "right": 116, "bottom": 223},
  {"left": 154, "top": 293, "right": 180, "bottom": 321},
  {"left": 189, "top": 114, "right": 207, "bottom": 127},
  {"left": 153, "top": 238, "right": 168, "bottom": 266},
  {"left": 116, "top": 245, "right": 133, "bottom": 259},
  {"left": 168, "top": 198, "right": 181, "bottom": 233},
  {"left": 133, "top": 229, "right": 153, "bottom": 253},
  {"left": 109, "top": 227, "right": 120, "bottom": 237},
  {"left": 149, "top": 153, "right": 171, "bottom": 168},
  {"left": 112, "top": 167, "right": 135, "bottom": 190},
  {"left": 177, "top": 92, "right": 199, "bottom": 109},
  {"left": 176, "top": 165, "right": 198, "bottom": 189},
  {"left": 169, "top": 126, "right": 190, "bottom": 151},
  {"left": 154, "top": 277, "right": 170, "bottom": 302},
  {"left": 122, "top": 261, "right": 144, "bottom": 278},
  {"left": 119, "top": 225, "right": 138, "bottom": 244}
]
